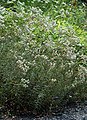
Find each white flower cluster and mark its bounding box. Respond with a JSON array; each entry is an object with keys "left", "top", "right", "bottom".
[
  {"left": 16, "top": 58, "right": 29, "bottom": 74},
  {"left": 66, "top": 47, "right": 76, "bottom": 60},
  {"left": 21, "top": 78, "right": 30, "bottom": 88}
]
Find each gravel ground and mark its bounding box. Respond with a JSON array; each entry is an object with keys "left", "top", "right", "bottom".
[{"left": 1, "top": 102, "right": 87, "bottom": 120}]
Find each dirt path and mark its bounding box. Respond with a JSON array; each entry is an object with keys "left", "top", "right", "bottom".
[{"left": 1, "top": 102, "right": 87, "bottom": 120}]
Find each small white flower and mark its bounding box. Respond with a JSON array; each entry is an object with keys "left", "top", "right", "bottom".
[
  {"left": 41, "top": 55, "right": 48, "bottom": 60},
  {"left": 72, "top": 84, "right": 75, "bottom": 87},
  {"left": 51, "top": 79, "right": 56, "bottom": 82},
  {"left": 69, "top": 95, "right": 72, "bottom": 98},
  {"left": 23, "top": 84, "right": 28, "bottom": 88}
]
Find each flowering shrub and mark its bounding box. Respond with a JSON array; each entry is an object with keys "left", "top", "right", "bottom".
[{"left": 0, "top": 1, "right": 87, "bottom": 115}]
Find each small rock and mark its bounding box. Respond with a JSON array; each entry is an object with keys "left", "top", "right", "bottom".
[
  {"left": 75, "top": 108, "right": 79, "bottom": 112},
  {"left": 84, "top": 107, "right": 87, "bottom": 114},
  {"left": 84, "top": 101, "right": 87, "bottom": 105},
  {"left": 62, "top": 114, "right": 68, "bottom": 119},
  {"left": 83, "top": 116, "right": 87, "bottom": 120},
  {"left": 69, "top": 118, "right": 76, "bottom": 120}
]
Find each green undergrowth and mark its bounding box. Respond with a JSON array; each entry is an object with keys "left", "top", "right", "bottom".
[{"left": 0, "top": 0, "right": 87, "bottom": 115}]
